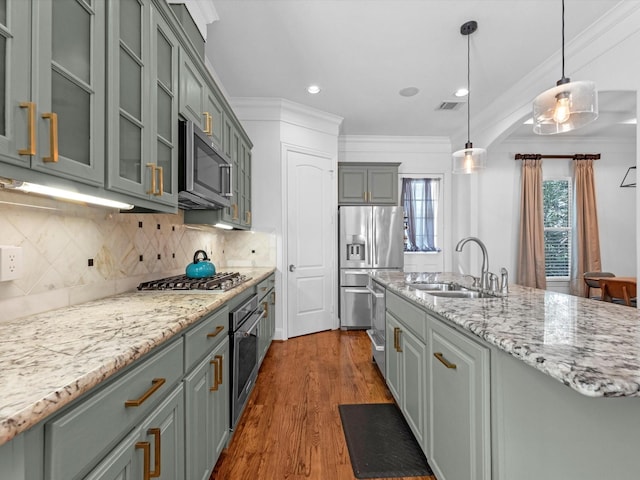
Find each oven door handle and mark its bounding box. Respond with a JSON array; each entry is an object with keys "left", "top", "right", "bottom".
[
  {"left": 241, "top": 310, "right": 265, "bottom": 337},
  {"left": 366, "top": 285, "right": 385, "bottom": 298}
]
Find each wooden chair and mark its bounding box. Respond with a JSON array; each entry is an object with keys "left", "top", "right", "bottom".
[
  {"left": 583, "top": 272, "right": 615, "bottom": 299},
  {"left": 599, "top": 278, "right": 637, "bottom": 307}
]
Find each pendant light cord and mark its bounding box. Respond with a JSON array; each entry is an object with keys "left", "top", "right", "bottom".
[
  {"left": 561, "top": 0, "right": 565, "bottom": 80},
  {"left": 467, "top": 31, "right": 471, "bottom": 144}
]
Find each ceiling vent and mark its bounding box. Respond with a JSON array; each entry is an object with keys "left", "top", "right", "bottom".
[{"left": 437, "top": 101, "right": 464, "bottom": 111}]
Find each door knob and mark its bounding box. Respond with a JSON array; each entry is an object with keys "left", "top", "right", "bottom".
[{"left": 289, "top": 264, "right": 296, "bottom": 272}]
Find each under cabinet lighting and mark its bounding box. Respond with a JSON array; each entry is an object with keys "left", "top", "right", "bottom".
[
  {"left": 0, "top": 178, "right": 134, "bottom": 210},
  {"left": 214, "top": 222, "right": 234, "bottom": 230}
]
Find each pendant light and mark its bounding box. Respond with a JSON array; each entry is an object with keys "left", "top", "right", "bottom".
[
  {"left": 452, "top": 20, "right": 486, "bottom": 174},
  {"left": 532, "top": 0, "right": 598, "bottom": 134}
]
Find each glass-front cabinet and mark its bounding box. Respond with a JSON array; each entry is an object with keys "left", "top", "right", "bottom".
[
  {"left": 106, "top": 0, "right": 178, "bottom": 207},
  {"left": 0, "top": 0, "right": 106, "bottom": 185}
]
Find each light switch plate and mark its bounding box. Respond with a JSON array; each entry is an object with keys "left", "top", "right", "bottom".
[{"left": 0, "top": 246, "right": 23, "bottom": 281}]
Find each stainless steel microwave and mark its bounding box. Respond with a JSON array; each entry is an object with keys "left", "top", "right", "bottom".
[{"left": 178, "top": 119, "right": 232, "bottom": 209}]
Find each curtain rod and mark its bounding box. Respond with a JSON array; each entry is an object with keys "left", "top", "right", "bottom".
[{"left": 514, "top": 153, "right": 600, "bottom": 160}]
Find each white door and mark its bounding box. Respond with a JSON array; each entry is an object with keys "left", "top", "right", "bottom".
[{"left": 286, "top": 148, "right": 335, "bottom": 337}]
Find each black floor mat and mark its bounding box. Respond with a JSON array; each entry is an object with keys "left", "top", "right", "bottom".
[{"left": 338, "top": 403, "right": 433, "bottom": 479}]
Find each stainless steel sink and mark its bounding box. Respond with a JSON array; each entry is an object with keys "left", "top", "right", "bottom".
[
  {"left": 410, "top": 282, "right": 462, "bottom": 291},
  {"left": 426, "top": 290, "right": 493, "bottom": 299}
]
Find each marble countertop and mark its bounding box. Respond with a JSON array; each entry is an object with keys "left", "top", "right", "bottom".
[
  {"left": 373, "top": 271, "right": 640, "bottom": 399},
  {"left": 0, "top": 267, "right": 275, "bottom": 446}
]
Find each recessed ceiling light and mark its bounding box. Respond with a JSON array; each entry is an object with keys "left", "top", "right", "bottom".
[
  {"left": 399, "top": 87, "right": 419, "bottom": 97},
  {"left": 454, "top": 88, "right": 469, "bottom": 97},
  {"left": 307, "top": 85, "right": 321, "bottom": 94}
]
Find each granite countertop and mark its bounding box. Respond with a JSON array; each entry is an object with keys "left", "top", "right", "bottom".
[
  {"left": 0, "top": 267, "right": 275, "bottom": 446},
  {"left": 373, "top": 271, "right": 640, "bottom": 399}
]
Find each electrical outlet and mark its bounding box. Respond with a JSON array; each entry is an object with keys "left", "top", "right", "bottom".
[{"left": 0, "top": 246, "right": 23, "bottom": 281}]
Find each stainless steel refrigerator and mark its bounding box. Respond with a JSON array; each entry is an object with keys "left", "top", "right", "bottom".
[{"left": 339, "top": 206, "right": 404, "bottom": 328}]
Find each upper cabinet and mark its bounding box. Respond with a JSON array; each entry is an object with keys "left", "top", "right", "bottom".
[
  {"left": 105, "top": 0, "right": 179, "bottom": 207},
  {"left": 0, "top": 0, "right": 106, "bottom": 185},
  {"left": 338, "top": 162, "right": 399, "bottom": 205}
]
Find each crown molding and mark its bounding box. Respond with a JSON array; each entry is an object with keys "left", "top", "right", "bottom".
[
  {"left": 231, "top": 98, "right": 343, "bottom": 136},
  {"left": 339, "top": 135, "right": 451, "bottom": 154},
  {"left": 167, "top": 0, "right": 219, "bottom": 41}
]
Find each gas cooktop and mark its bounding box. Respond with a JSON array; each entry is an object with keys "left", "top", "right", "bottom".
[{"left": 137, "top": 272, "right": 251, "bottom": 293}]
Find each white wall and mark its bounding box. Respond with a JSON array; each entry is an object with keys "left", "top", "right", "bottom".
[{"left": 339, "top": 136, "right": 453, "bottom": 272}]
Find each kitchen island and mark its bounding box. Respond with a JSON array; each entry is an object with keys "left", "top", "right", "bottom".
[
  {"left": 0, "top": 266, "right": 275, "bottom": 479},
  {"left": 372, "top": 271, "right": 640, "bottom": 480}
]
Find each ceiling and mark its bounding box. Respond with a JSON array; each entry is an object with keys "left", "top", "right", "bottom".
[{"left": 205, "top": 0, "right": 634, "bottom": 139}]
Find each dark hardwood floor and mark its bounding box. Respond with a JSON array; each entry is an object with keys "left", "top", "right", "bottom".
[{"left": 211, "top": 329, "right": 435, "bottom": 480}]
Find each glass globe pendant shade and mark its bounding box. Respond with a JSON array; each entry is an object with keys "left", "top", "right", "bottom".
[
  {"left": 532, "top": 79, "right": 598, "bottom": 135},
  {"left": 452, "top": 142, "right": 487, "bottom": 174}
]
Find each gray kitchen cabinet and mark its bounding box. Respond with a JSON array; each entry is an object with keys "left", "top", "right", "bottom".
[
  {"left": 384, "top": 309, "right": 427, "bottom": 448},
  {"left": 257, "top": 274, "right": 276, "bottom": 363},
  {"left": 178, "top": 49, "right": 223, "bottom": 151},
  {"left": 427, "top": 317, "right": 491, "bottom": 480},
  {"left": 84, "top": 383, "right": 185, "bottom": 480},
  {"left": 105, "top": 0, "right": 179, "bottom": 208},
  {"left": 0, "top": 0, "right": 32, "bottom": 168},
  {"left": 240, "top": 138, "right": 253, "bottom": 227},
  {"left": 0, "top": 0, "right": 106, "bottom": 185},
  {"left": 338, "top": 163, "right": 399, "bottom": 205},
  {"left": 184, "top": 337, "right": 229, "bottom": 480}
]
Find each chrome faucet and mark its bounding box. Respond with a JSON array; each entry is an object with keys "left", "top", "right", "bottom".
[{"left": 455, "top": 237, "right": 489, "bottom": 289}]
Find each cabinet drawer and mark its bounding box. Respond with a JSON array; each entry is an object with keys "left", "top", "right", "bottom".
[
  {"left": 184, "top": 307, "right": 229, "bottom": 371},
  {"left": 257, "top": 275, "right": 274, "bottom": 302},
  {"left": 45, "top": 339, "right": 183, "bottom": 480},
  {"left": 386, "top": 291, "right": 427, "bottom": 342}
]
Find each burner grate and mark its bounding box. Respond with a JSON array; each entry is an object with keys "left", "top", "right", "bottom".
[{"left": 137, "top": 272, "right": 250, "bottom": 292}]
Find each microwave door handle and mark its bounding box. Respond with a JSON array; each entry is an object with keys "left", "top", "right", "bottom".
[{"left": 220, "top": 164, "right": 232, "bottom": 197}]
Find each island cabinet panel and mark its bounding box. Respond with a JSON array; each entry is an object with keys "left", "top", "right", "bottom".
[
  {"left": 427, "top": 318, "right": 491, "bottom": 480},
  {"left": 385, "top": 308, "right": 427, "bottom": 450},
  {"left": 84, "top": 384, "right": 184, "bottom": 480},
  {"left": 492, "top": 347, "right": 640, "bottom": 480},
  {"left": 44, "top": 338, "right": 184, "bottom": 480}
]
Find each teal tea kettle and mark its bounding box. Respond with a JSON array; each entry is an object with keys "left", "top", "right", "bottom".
[{"left": 186, "top": 250, "right": 216, "bottom": 279}]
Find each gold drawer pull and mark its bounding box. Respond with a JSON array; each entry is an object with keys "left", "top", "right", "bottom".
[
  {"left": 215, "top": 354, "right": 223, "bottom": 386},
  {"left": 135, "top": 441, "right": 151, "bottom": 480},
  {"left": 434, "top": 352, "right": 457, "bottom": 369},
  {"left": 210, "top": 358, "right": 219, "bottom": 391},
  {"left": 148, "top": 427, "right": 161, "bottom": 478},
  {"left": 232, "top": 203, "right": 238, "bottom": 220},
  {"left": 207, "top": 325, "right": 225, "bottom": 338},
  {"left": 156, "top": 166, "right": 163, "bottom": 196},
  {"left": 41, "top": 112, "right": 58, "bottom": 162},
  {"left": 146, "top": 163, "right": 156, "bottom": 195},
  {"left": 125, "top": 378, "right": 166, "bottom": 407},
  {"left": 19, "top": 102, "right": 35, "bottom": 156},
  {"left": 262, "top": 301, "right": 269, "bottom": 318},
  {"left": 203, "top": 112, "right": 212, "bottom": 135}
]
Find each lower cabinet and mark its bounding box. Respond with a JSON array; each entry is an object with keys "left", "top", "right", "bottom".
[
  {"left": 257, "top": 274, "right": 276, "bottom": 364},
  {"left": 84, "top": 383, "right": 185, "bottom": 480},
  {"left": 385, "top": 311, "right": 427, "bottom": 448},
  {"left": 184, "top": 337, "right": 229, "bottom": 480},
  {"left": 427, "top": 316, "right": 491, "bottom": 480}
]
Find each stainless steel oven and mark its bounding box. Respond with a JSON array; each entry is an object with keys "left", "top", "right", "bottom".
[
  {"left": 366, "top": 278, "right": 386, "bottom": 378},
  {"left": 229, "top": 294, "right": 264, "bottom": 429}
]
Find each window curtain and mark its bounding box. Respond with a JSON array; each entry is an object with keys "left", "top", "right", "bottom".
[
  {"left": 571, "top": 159, "right": 601, "bottom": 296},
  {"left": 517, "top": 159, "right": 546, "bottom": 289},
  {"left": 401, "top": 178, "right": 439, "bottom": 251}
]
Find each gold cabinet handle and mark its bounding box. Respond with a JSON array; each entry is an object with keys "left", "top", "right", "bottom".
[
  {"left": 146, "top": 163, "right": 156, "bottom": 195},
  {"left": 136, "top": 441, "right": 152, "bottom": 480},
  {"left": 245, "top": 210, "right": 251, "bottom": 224},
  {"left": 203, "top": 112, "right": 212, "bottom": 135},
  {"left": 270, "top": 291, "right": 276, "bottom": 305},
  {"left": 363, "top": 191, "right": 367, "bottom": 202},
  {"left": 207, "top": 325, "right": 224, "bottom": 338},
  {"left": 434, "top": 352, "right": 457, "bottom": 369},
  {"left": 393, "top": 327, "right": 403, "bottom": 352},
  {"left": 210, "top": 358, "right": 219, "bottom": 391},
  {"left": 19, "top": 102, "right": 35, "bottom": 156},
  {"left": 232, "top": 203, "right": 238, "bottom": 220},
  {"left": 155, "top": 166, "right": 163, "bottom": 196},
  {"left": 262, "top": 301, "right": 269, "bottom": 318},
  {"left": 148, "top": 428, "right": 161, "bottom": 478},
  {"left": 41, "top": 112, "right": 58, "bottom": 162},
  {"left": 215, "top": 354, "right": 223, "bottom": 386},
  {"left": 125, "top": 378, "right": 166, "bottom": 407}
]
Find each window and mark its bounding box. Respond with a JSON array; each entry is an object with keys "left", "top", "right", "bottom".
[
  {"left": 401, "top": 178, "right": 441, "bottom": 252},
  {"left": 543, "top": 179, "right": 572, "bottom": 278}
]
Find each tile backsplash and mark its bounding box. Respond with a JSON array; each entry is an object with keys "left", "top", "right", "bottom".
[{"left": 0, "top": 189, "right": 275, "bottom": 323}]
